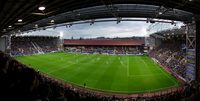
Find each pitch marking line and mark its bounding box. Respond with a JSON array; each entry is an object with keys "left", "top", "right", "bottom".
[
  {"left": 128, "top": 73, "right": 163, "bottom": 77},
  {"left": 48, "top": 55, "right": 93, "bottom": 74},
  {"left": 127, "top": 56, "right": 130, "bottom": 77},
  {"left": 48, "top": 73, "right": 178, "bottom": 93},
  {"left": 48, "top": 62, "right": 75, "bottom": 74},
  {"left": 152, "top": 62, "right": 178, "bottom": 86},
  {"left": 140, "top": 56, "right": 148, "bottom": 68}
]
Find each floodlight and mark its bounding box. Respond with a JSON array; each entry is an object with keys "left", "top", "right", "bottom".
[
  {"left": 50, "top": 20, "right": 55, "bottom": 23},
  {"left": 158, "top": 11, "right": 163, "bottom": 15},
  {"left": 60, "top": 31, "right": 63, "bottom": 38},
  {"left": 18, "top": 19, "right": 23, "bottom": 22},
  {"left": 38, "top": 6, "right": 45, "bottom": 11}
]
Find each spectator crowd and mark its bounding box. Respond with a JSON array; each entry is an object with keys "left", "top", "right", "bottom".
[
  {"left": 1, "top": 35, "right": 199, "bottom": 101},
  {"left": 65, "top": 46, "right": 143, "bottom": 55},
  {"left": 0, "top": 51, "right": 199, "bottom": 101},
  {"left": 11, "top": 36, "right": 59, "bottom": 56},
  {"left": 149, "top": 40, "right": 187, "bottom": 79}
]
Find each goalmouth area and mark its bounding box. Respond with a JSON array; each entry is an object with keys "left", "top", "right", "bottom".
[{"left": 16, "top": 52, "right": 181, "bottom": 94}]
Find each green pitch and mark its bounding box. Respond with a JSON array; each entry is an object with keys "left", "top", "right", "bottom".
[{"left": 16, "top": 52, "right": 181, "bottom": 93}]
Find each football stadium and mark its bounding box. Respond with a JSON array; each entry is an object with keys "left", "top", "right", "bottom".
[{"left": 0, "top": 0, "right": 200, "bottom": 101}]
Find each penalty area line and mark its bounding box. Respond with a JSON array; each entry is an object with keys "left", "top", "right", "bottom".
[{"left": 127, "top": 56, "right": 130, "bottom": 77}]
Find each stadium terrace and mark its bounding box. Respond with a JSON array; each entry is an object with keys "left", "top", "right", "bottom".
[{"left": 64, "top": 39, "right": 144, "bottom": 46}]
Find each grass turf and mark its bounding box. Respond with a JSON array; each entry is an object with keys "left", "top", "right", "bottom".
[{"left": 16, "top": 52, "right": 181, "bottom": 93}]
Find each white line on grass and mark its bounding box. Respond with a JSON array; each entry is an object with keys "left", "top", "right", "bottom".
[
  {"left": 48, "top": 54, "right": 91, "bottom": 74},
  {"left": 39, "top": 54, "right": 179, "bottom": 94},
  {"left": 127, "top": 56, "right": 130, "bottom": 77},
  {"left": 128, "top": 73, "right": 163, "bottom": 77},
  {"left": 48, "top": 73, "right": 178, "bottom": 93},
  {"left": 48, "top": 63, "right": 74, "bottom": 74},
  {"left": 120, "top": 58, "right": 127, "bottom": 68},
  {"left": 142, "top": 56, "right": 177, "bottom": 85},
  {"left": 152, "top": 62, "right": 178, "bottom": 86},
  {"left": 140, "top": 57, "right": 148, "bottom": 67}
]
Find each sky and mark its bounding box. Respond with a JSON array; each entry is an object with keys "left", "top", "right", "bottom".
[{"left": 21, "top": 19, "right": 183, "bottom": 39}]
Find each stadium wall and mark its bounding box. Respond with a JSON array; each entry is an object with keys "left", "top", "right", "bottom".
[
  {"left": 155, "top": 38, "right": 162, "bottom": 47},
  {"left": 196, "top": 20, "right": 200, "bottom": 81},
  {"left": 0, "top": 37, "right": 6, "bottom": 52},
  {"left": 146, "top": 36, "right": 162, "bottom": 50}
]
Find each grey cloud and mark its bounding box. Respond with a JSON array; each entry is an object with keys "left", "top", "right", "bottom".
[{"left": 22, "top": 20, "right": 182, "bottom": 39}]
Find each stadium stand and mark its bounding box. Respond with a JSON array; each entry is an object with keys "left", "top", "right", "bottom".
[
  {"left": 64, "top": 39, "right": 144, "bottom": 55},
  {"left": 0, "top": 0, "right": 200, "bottom": 100},
  {"left": 0, "top": 51, "right": 199, "bottom": 101},
  {"left": 2, "top": 31, "right": 198, "bottom": 101},
  {"left": 11, "top": 36, "right": 59, "bottom": 56},
  {"left": 149, "top": 38, "right": 187, "bottom": 79}
]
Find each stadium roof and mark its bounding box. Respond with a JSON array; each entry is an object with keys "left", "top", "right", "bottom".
[
  {"left": 0, "top": 0, "right": 199, "bottom": 35},
  {"left": 64, "top": 39, "right": 144, "bottom": 46},
  {"left": 150, "top": 26, "right": 188, "bottom": 39}
]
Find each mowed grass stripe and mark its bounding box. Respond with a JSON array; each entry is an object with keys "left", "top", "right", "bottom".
[
  {"left": 16, "top": 52, "right": 181, "bottom": 93},
  {"left": 51, "top": 54, "right": 98, "bottom": 81}
]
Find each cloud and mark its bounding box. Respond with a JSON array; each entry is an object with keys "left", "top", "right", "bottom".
[
  {"left": 60, "top": 21, "right": 151, "bottom": 38},
  {"left": 22, "top": 20, "right": 183, "bottom": 39}
]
